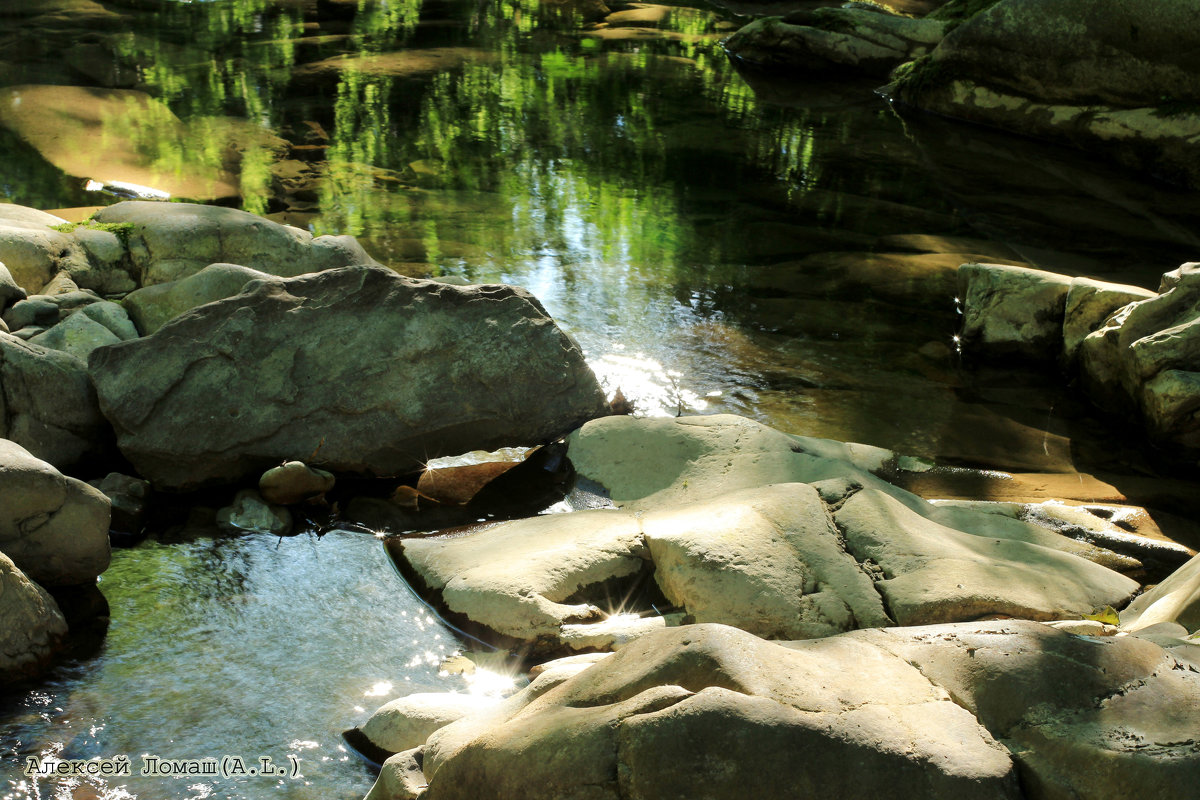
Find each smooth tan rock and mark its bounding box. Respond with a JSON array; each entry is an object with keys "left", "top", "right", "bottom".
[
  {"left": 1062, "top": 276, "right": 1155, "bottom": 362},
  {"left": 367, "top": 748, "right": 427, "bottom": 800},
  {"left": 402, "top": 510, "right": 646, "bottom": 644},
  {"left": 0, "top": 551, "right": 68, "bottom": 683},
  {"left": 856, "top": 619, "right": 1200, "bottom": 800},
  {"left": 834, "top": 488, "right": 1139, "bottom": 625},
  {"left": 362, "top": 693, "right": 501, "bottom": 756},
  {"left": 1122, "top": 552, "right": 1200, "bottom": 633},
  {"left": 410, "top": 624, "right": 1020, "bottom": 800},
  {"left": 258, "top": 461, "right": 335, "bottom": 505},
  {"left": 643, "top": 483, "right": 891, "bottom": 639},
  {"left": 0, "top": 438, "right": 111, "bottom": 586},
  {"left": 0, "top": 259, "right": 26, "bottom": 308}
]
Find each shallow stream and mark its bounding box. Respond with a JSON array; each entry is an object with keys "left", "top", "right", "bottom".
[{"left": 3, "top": 0, "right": 1200, "bottom": 797}]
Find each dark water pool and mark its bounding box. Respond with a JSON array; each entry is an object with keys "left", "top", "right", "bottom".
[{"left": 3, "top": 0, "right": 1200, "bottom": 797}]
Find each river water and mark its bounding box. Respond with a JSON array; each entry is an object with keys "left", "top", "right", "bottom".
[{"left": 3, "top": 0, "right": 1200, "bottom": 798}]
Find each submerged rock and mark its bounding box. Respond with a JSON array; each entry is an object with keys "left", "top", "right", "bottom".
[
  {"left": 0, "top": 438, "right": 111, "bottom": 587},
  {"left": 216, "top": 489, "right": 292, "bottom": 536},
  {"left": 0, "top": 550, "right": 68, "bottom": 684},
  {"left": 88, "top": 266, "right": 609, "bottom": 490},
  {"left": 91, "top": 201, "right": 377, "bottom": 287}
]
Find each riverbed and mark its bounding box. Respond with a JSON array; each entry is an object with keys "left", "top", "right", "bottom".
[{"left": 2, "top": 0, "right": 1199, "bottom": 798}]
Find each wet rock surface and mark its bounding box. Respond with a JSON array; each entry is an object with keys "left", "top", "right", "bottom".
[{"left": 0, "top": 550, "right": 68, "bottom": 684}]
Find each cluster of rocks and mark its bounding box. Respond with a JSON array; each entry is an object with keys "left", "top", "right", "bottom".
[
  {"left": 360, "top": 413, "right": 1200, "bottom": 800},
  {"left": 0, "top": 198, "right": 610, "bottom": 682},
  {"left": 958, "top": 261, "right": 1200, "bottom": 461},
  {"left": 724, "top": 0, "right": 1200, "bottom": 189}
]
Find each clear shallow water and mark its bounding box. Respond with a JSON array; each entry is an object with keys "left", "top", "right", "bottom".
[
  {"left": 4, "top": 0, "right": 1200, "bottom": 797},
  {"left": 0, "top": 530, "right": 474, "bottom": 800}
]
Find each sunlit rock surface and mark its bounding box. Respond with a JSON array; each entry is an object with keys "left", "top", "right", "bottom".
[
  {"left": 89, "top": 266, "right": 609, "bottom": 490},
  {"left": 371, "top": 623, "right": 1023, "bottom": 800},
  {"left": 1122, "top": 552, "right": 1200, "bottom": 633},
  {"left": 92, "top": 201, "right": 378, "bottom": 286},
  {"left": 395, "top": 415, "right": 1137, "bottom": 652},
  {"left": 0, "top": 437, "right": 110, "bottom": 587},
  {"left": 0, "top": 550, "right": 68, "bottom": 684}
]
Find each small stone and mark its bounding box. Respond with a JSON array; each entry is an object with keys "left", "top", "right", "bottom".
[
  {"left": 216, "top": 489, "right": 293, "bottom": 535},
  {"left": 3, "top": 297, "right": 59, "bottom": 331},
  {"left": 258, "top": 461, "right": 335, "bottom": 505}
]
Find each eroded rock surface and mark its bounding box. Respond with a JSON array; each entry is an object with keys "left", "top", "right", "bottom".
[
  {"left": 396, "top": 415, "right": 1137, "bottom": 652},
  {"left": 89, "top": 266, "right": 609, "bottom": 490}
]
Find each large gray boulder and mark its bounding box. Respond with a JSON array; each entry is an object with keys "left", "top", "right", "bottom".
[
  {"left": 893, "top": 0, "right": 1200, "bottom": 186},
  {"left": 0, "top": 205, "right": 136, "bottom": 295},
  {"left": 0, "top": 550, "right": 68, "bottom": 684},
  {"left": 88, "top": 266, "right": 609, "bottom": 490},
  {"left": 371, "top": 623, "right": 1022, "bottom": 800},
  {"left": 27, "top": 310, "right": 122, "bottom": 361},
  {"left": 957, "top": 262, "right": 1073, "bottom": 359},
  {"left": 0, "top": 333, "right": 113, "bottom": 469},
  {"left": 0, "top": 438, "right": 111, "bottom": 587},
  {"left": 91, "top": 201, "right": 379, "bottom": 286},
  {"left": 122, "top": 262, "right": 273, "bottom": 335}
]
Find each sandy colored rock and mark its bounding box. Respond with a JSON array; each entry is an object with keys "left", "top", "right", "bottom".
[
  {"left": 566, "top": 413, "right": 895, "bottom": 512},
  {"left": 258, "top": 461, "right": 335, "bottom": 505},
  {"left": 406, "top": 624, "right": 1020, "bottom": 800},
  {"left": 0, "top": 85, "right": 239, "bottom": 201},
  {"left": 855, "top": 619, "right": 1200, "bottom": 800},
  {"left": 362, "top": 693, "right": 502, "bottom": 756},
  {"left": 835, "top": 488, "right": 1138, "bottom": 625},
  {"left": 91, "top": 201, "right": 377, "bottom": 287},
  {"left": 402, "top": 510, "right": 646, "bottom": 644},
  {"left": 1062, "top": 276, "right": 1155, "bottom": 362},
  {"left": 1122, "top": 552, "right": 1200, "bottom": 633},
  {"left": 90, "top": 266, "right": 608, "bottom": 490},
  {"left": 643, "top": 483, "right": 891, "bottom": 638},
  {"left": 122, "top": 262, "right": 273, "bottom": 335},
  {"left": 0, "top": 550, "right": 68, "bottom": 684},
  {"left": 0, "top": 438, "right": 111, "bottom": 586}
]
